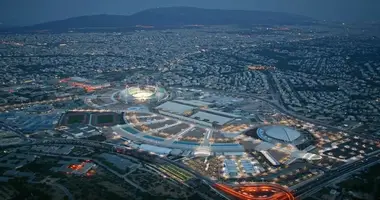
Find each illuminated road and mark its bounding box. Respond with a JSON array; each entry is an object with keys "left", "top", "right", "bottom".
[{"left": 213, "top": 183, "right": 295, "bottom": 200}]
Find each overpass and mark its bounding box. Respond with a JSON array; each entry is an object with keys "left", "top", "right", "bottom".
[{"left": 213, "top": 182, "right": 295, "bottom": 200}]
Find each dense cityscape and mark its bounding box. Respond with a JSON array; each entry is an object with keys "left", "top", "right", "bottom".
[{"left": 0, "top": 5, "right": 379, "bottom": 200}]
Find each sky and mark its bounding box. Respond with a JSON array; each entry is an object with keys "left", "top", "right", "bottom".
[{"left": 0, "top": 0, "right": 379, "bottom": 25}]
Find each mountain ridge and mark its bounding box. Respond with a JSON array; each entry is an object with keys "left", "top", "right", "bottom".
[{"left": 12, "top": 7, "right": 315, "bottom": 32}]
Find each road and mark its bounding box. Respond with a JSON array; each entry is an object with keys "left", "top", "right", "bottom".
[
  {"left": 49, "top": 182, "right": 75, "bottom": 200},
  {"left": 294, "top": 153, "right": 380, "bottom": 199},
  {"left": 0, "top": 121, "right": 28, "bottom": 140},
  {"left": 0, "top": 96, "right": 75, "bottom": 111}
]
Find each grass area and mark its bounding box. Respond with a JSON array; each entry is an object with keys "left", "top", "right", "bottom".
[
  {"left": 338, "top": 163, "right": 380, "bottom": 193},
  {"left": 19, "top": 157, "right": 65, "bottom": 176},
  {"left": 2, "top": 179, "right": 54, "bottom": 199},
  {"left": 58, "top": 174, "right": 142, "bottom": 200},
  {"left": 96, "top": 157, "right": 128, "bottom": 174},
  {"left": 67, "top": 115, "right": 85, "bottom": 124},
  {"left": 97, "top": 115, "right": 115, "bottom": 124}
]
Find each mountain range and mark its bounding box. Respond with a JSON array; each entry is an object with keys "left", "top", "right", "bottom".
[{"left": 6, "top": 7, "right": 315, "bottom": 32}]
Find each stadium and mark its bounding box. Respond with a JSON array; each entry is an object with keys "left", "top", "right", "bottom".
[
  {"left": 119, "top": 85, "right": 168, "bottom": 103},
  {"left": 256, "top": 125, "right": 306, "bottom": 145}
]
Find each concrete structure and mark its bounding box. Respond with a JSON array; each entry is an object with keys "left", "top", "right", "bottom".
[
  {"left": 156, "top": 101, "right": 195, "bottom": 115},
  {"left": 139, "top": 144, "right": 172, "bottom": 155},
  {"left": 260, "top": 150, "right": 280, "bottom": 166},
  {"left": 158, "top": 110, "right": 212, "bottom": 127}
]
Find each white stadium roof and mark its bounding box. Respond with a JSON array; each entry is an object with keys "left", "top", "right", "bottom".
[
  {"left": 262, "top": 126, "right": 301, "bottom": 142},
  {"left": 155, "top": 101, "right": 195, "bottom": 114}
]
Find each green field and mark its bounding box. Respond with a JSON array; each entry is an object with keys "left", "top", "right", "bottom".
[
  {"left": 97, "top": 115, "right": 115, "bottom": 124},
  {"left": 67, "top": 115, "right": 85, "bottom": 124}
]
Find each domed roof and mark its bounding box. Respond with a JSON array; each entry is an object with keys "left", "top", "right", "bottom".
[{"left": 261, "top": 126, "right": 301, "bottom": 142}]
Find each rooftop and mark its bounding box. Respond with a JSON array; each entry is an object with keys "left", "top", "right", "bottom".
[
  {"left": 156, "top": 101, "right": 195, "bottom": 114},
  {"left": 173, "top": 99, "right": 213, "bottom": 107},
  {"left": 262, "top": 126, "right": 301, "bottom": 142},
  {"left": 139, "top": 144, "right": 172, "bottom": 155},
  {"left": 190, "top": 111, "right": 232, "bottom": 125}
]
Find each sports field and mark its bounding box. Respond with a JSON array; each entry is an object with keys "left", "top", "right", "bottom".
[
  {"left": 68, "top": 115, "right": 85, "bottom": 124},
  {"left": 97, "top": 115, "right": 114, "bottom": 124},
  {"left": 62, "top": 112, "right": 89, "bottom": 125},
  {"left": 91, "top": 112, "right": 125, "bottom": 126},
  {"left": 58, "top": 111, "right": 124, "bottom": 127}
]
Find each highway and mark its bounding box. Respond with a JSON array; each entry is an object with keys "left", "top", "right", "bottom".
[
  {"left": 214, "top": 183, "right": 295, "bottom": 200},
  {"left": 294, "top": 153, "right": 380, "bottom": 199},
  {"left": 0, "top": 121, "right": 28, "bottom": 139}
]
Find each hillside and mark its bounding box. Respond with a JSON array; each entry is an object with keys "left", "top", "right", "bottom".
[{"left": 18, "top": 7, "right": 314, "bottom": 32}]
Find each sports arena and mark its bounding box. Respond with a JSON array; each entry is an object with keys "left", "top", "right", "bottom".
[
  {"left": 256, "top": 125, "right": 306, "bottom": 145},
  {"left": 119, "top": 85, "right": 168, "bottom": 103}
]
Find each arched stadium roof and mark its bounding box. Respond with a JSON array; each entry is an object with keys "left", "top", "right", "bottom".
[{"left": 262, "top": 126, "right": 301, "bottom": 142}]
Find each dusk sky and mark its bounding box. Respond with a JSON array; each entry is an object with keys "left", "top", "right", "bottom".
[{"left": 1, "top": 0, "right": 379, "bottom": 25}]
